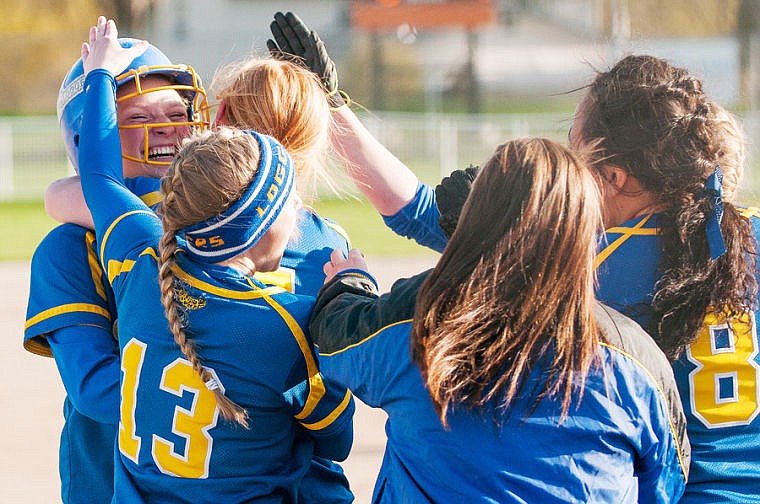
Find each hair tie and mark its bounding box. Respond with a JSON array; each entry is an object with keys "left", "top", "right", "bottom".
[
  {"left": 181, "top": 131, "right": 295, "bottom": 263},
  {"left": 700, "top": 164, "right": 726, "bottom": 260}
]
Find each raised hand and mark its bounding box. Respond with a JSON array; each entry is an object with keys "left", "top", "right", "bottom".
[
  {"left": 435, "top": 165, "right": 480, "bottom": 239},
  {"left": 267, "top": 11, "right": 343, "bottom": 106},
  {"left": 323, "top": 248, "right": 368, "bottom": 283},
  {"left": 81, "top": 16, "right": 147, "bottom": 77}
]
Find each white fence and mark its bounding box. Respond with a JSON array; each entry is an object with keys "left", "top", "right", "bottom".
[{"left": 1, "top": 111, "right": 758, "bottom": 201}]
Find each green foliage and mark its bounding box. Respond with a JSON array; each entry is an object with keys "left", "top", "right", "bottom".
[
  {"left": 312, "top": 197, "right": 438, "bottom": 257},
  {"left": 0, "top": 201, "right": 57, "bottom": 261},
  {"left": 0, "top": 198, "right": 437, "bottom": 262},
  {"left": 625, "top": 0, "right": 741, "bottom": 37}
]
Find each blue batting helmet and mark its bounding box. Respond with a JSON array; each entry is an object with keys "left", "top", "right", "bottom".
[{"left": 57, "top": 38, "right": 209, "bottom": 172}]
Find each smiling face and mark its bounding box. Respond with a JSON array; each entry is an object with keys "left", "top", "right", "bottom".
[{"left": 116, "top": 75, "right": 191, "bottom": 179}]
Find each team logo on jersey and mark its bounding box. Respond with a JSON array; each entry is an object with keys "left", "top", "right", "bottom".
[{"left": 176, "top": 287, "right": 206, "bottom": 310}]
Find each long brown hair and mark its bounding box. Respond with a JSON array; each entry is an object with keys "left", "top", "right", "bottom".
[
  {"left": 158, "top": 128, "right": 262, "bottom": 428},
  {"left": 412, "top": 138, "right": 603, "bottom": 426},
  {"left": 579, "top": 54, "right": 757, "bottom": 358}
]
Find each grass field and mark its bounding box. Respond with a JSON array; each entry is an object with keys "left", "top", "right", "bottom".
[{"left": 0, "top": 198, "right": 438, "bottom": 261}]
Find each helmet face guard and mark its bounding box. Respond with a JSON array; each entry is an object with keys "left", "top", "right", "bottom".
[
  {"left": 57, "top": 38, "right": 209, "bottom": 172},
  {"left": 115, "top": 64, "right": 209, "bottom": 166}
]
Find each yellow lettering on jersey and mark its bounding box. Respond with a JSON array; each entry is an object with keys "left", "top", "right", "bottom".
[
  {"left": 687, "top": 310, "right": 760, "bottom": 428},
  {"left": 152, "top": 359, "right": 219, "bottom": 478},
  {"left": 119, "top": 338, "right": 147, "bottom": 463}
]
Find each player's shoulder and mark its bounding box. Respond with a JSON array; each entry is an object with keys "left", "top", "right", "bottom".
[
  {"left": 298, "top": 206, "right": 350, "bottom": 246},
  {"left": 593, "top": 302, "right": 682, "bottom": 407},
  {"left": 594, "top": 303, "right": 667, "bottom": 366},
  {"left": 33, "top": 224, "right": 95, "bottom": 265}
]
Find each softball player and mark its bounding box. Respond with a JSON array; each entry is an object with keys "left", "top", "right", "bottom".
[
  {"left": 24, "top": 39, "right": 208, "bottom": 503},
  {"left": 309, "top": 138, "right": 688, "bottom": 503},
  {"left": 27, "top": 30, "right": 353, "bottom": 503},
  {"left": 74, "top": 17, "right": 353, "bottom": 501},
  {"left": 573, "top": 56, "right": 760, "bottom": 502}
]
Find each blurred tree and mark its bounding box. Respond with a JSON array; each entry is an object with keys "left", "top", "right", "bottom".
[
  {"left": 0, "top": 0, "right": 153, "bottom": 114},
  {"left": 600, "top": 0, "right": 740, "bottom": 37},
  {"left": 111, "top": 0, "right": 156, "bottom": 36},
  {"left": 738, "top": 0, "right": 760, "bottom": 108}
]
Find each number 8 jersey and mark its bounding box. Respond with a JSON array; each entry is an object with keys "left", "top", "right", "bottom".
[{"left": 596, "top": 209, "right": 760, "bottom": 503}]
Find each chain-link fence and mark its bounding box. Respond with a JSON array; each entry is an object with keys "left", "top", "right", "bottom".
[{"left": 1, "top": 111, "right": 758, "bottom": 202}]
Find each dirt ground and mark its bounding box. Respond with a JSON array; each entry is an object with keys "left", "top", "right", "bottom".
[{"left": 0, "top": 255, "right": 436, "bottom": 503}]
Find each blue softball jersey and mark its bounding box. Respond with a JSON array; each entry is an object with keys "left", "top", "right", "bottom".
[{"left": 309, "top": 272, "right": 689, "bottom": 503}]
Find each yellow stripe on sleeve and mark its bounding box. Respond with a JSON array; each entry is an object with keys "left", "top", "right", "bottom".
[
  {"left": 139, "top": 191, "right": 163, "bottom": 208},
  {"left": 24, "top": 303, "right": 112, "bottom": 330},
  {"left": 85, "top": 231, "right": 107, "bottom": 301},
  {"left": 99, "top": 209, "right": 155, "bottom": 265},
  {"left": 300, "top": 390, "right": 353, "bottom": 431},
  {"left": 106, "top": 247, "right": 159, "bottom": 284},
  {"left": 318, "top": 319, "right": 414, "bottom": 357}
]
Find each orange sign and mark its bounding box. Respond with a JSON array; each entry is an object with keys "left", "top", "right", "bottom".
[{"left": 351, "top": 0, "right": 497, "bottom": 30}]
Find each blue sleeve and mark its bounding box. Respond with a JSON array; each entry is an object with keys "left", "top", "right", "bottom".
[
  {"left": 124, "top": 176, "right": 163, "bottom": 211},
  {"left": 24, "top": 224, "right": 120, "bottom": 424},
  {"left": 382, "top": 183, "right": 448, "bottom": 253},
  {"left": 48, "top": 325, "right": 120, "bottom": 424},
  {"left": 282, "top": 345, "right": 355, "bottom": 461},
  {"left": 78, "top": 69, "right": 162, "bottom": 272},
  {"left": 24, "top": 224, "right": 113, "bottom": 357},
  {"left": 318, "top": 322, "right": 412, "bottom": 409},
  {"left": 634, "top": 392, "right": 687, "bottom": 502}
]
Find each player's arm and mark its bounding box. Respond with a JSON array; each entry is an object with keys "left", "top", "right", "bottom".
[
  {"left": 311, "top": 249, "right": 428, "bottom": 356},
  {"left": 24, "top": 225, "right": 120, "bottom": 424},
  {"left": 268, "top": 11, "right": 418, "bottom": 216},
  {"left": 45, "top": 176, "right": 94, "bottom": 228},
  {"left": 79, "top": 19, "right": 162, "bottom": 266},
  {"left": 45, "top": 175, "right": 163, "bottom": 229},
  {"left": 47, "top": 325, "right": 120, "bottom": 424},
  {"left": 329, "top": 106, "right": 420, "bottom": 215},
  {"left": 283, "top": 340, "right": 355, "bottom": 461}
]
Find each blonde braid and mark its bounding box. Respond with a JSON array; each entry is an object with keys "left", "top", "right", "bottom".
[{"left": 158, "top": 170, "right": 250, "bottom": 428}]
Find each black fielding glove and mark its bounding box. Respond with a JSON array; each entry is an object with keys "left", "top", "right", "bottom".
[
  {"left": 435, "top": 165, "right": 480, "bottom": 239},
  {"left": 267, "top": 11, "right": 345, "bottom": 107}
]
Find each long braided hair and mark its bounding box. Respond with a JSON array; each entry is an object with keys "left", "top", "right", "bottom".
[
  {"left": 157, "top": 128, "right": 263, "bottom": 428},
  {"left": 579, "top": 55, "right": 757, "bottom": 359}
]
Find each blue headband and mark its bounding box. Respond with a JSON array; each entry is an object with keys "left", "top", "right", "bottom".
[
  {"left": 182, "top": 131, "right": 295, "bottom": 263},
  {"left": 700, "top": 165, "right": 726, "bottom": 261}
]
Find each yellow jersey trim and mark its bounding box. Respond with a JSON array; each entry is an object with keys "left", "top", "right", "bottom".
[
  {"left": 25, "top": 302, "right": 112, "bottom": 330},
  {"left": 318, "top": 319, "right": 414, "bottom": 357},
  {"left": 85, "top": 231, "right": 107, "bottom": 301},
  {"left": 246, "top": 277, "right": 325, "bottom": 420},
  {"left": 595, "top": 214, "right": 658, "bottom": 269},
  {"left": 300, "top": 390, "right": 353, "bottom": 430},
  {"left": 139, "top": 191, "right": 163, "bottom": 208}
]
